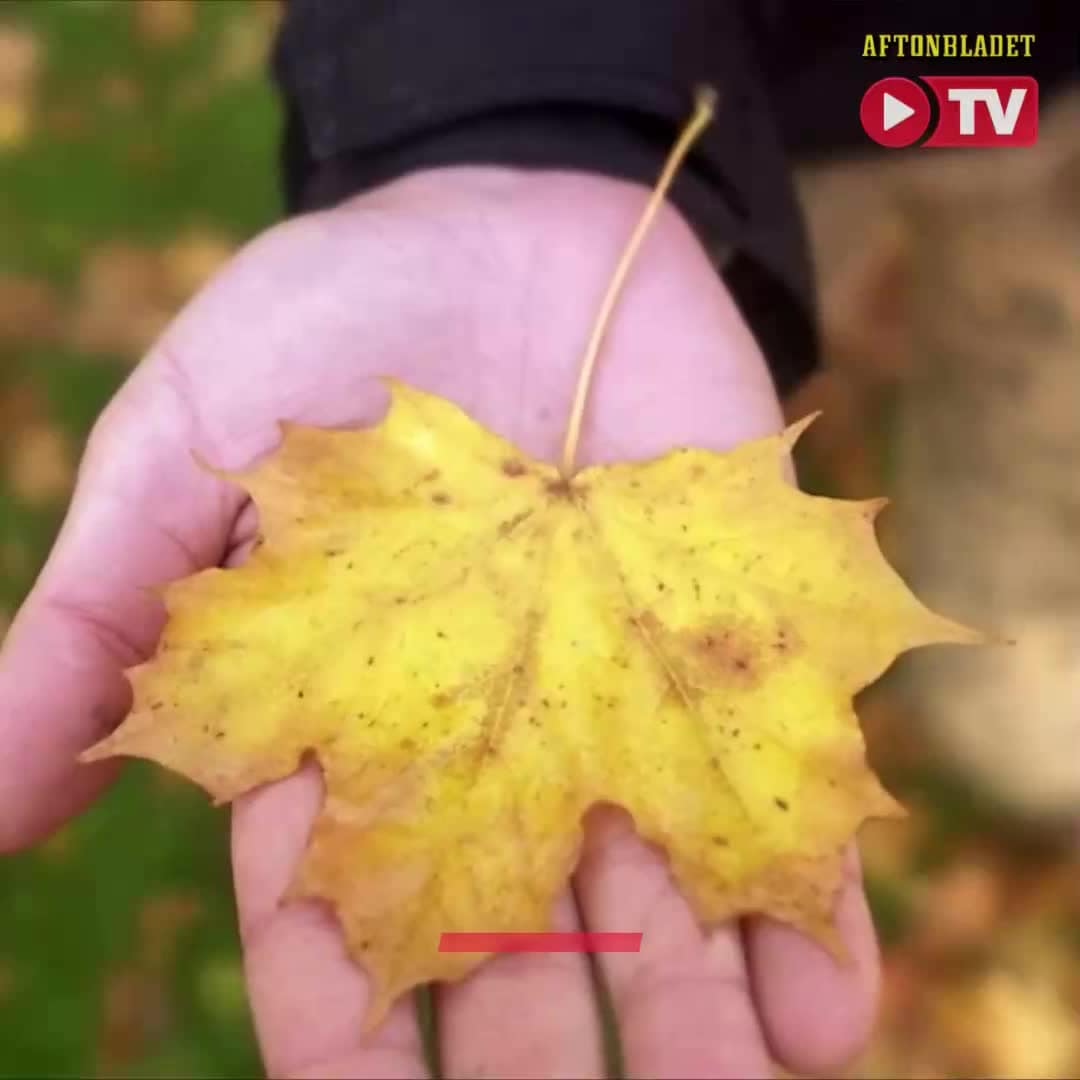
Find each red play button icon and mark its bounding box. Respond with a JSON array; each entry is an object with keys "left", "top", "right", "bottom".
[{"left": 860, "top": 77, "right": 932, "bottom": 147}]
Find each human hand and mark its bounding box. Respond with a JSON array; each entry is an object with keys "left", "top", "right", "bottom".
[{"left": 0, "top": 168, "right": 878, "bottom": 1078}]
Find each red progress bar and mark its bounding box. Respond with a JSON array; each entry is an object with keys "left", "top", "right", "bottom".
[{"left": 439, "top": 932, "right": 642, "bottom": 953}]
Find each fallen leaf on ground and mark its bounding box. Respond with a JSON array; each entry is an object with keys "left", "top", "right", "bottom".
[
  {"left": 134, "top": 0, "right": 194, "bottom": 46},
  {"left": 0, "top": 275, "right": 60, "bottom": 345},
  {"left": 70, "top": 243, "right": 172, "bottom": 359},
  {"left": 916, "top": 853, "right": 1004, "bottom": 953},
  {"left": 160, "top": 229, "right": 234, "bottom": 302},
  {"left": 0, "top": 100, "right": 29, "bottom": 149},
  {"left": 84, "top": 379, "right": 976, "bottom": 1025},
  {"left": 6, "top": 422, "right": 73, "bottom": 504},
  {"left": 0, "top": 24, "right": 39, "bottom": 149},
  {"left": 934, "top": 967, "right": 1080, "bottom": 1078}
]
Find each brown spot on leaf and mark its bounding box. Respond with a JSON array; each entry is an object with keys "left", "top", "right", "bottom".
[
  {"left": 430, "top": 492, "right": 451, "bottom": 505},
  {"left": 498, "top": 509, "right": 534, "bottom": 538},
  {"left": 545, "top": 476, "right": 574, "bottom": 499},
  {"left": 501, "top": 459, "right": 526, "bottom": 477},
  {"left": 690, "top": 628, "right": 759, "bottom": 684},
  {"left": 628, "top": 610, "right": 662, "bottom": 636},
  {"left": 629, "top": 611, "right": 782, "bottom": 697},
  {"left": 771, "top": 620, "right": 802, "bottom": 656}
]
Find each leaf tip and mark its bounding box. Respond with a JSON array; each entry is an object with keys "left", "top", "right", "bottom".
[
  {"left": 360, "top": 991, "right": 393, "bottom": 1035},
  {"left": 817, "top": 920, "right": 849, "bottom": 965},
  {"left": 863, "top": 495, "right": 890, "bottom": 519},
  {"left": 190, "top": 446, "right": 254, "bottom": 491},
  {"left": 781, "top": 411, "right": 821, "bottom": 450},
  {"left": 189, "top": 445, "right": 235, "bottom": 484},
  {"left": 373, "top": 374, "right": 413, "bottom": 408},
  {"left": 78, "top": 734, "right": 118, "bottom": 766},
  {"left": 871, "top": 784, "right": 907, "bottom": 822},
  {"left": 371, "top": 375, "right": 427, "bottom": 428},
  {"left": 135, "top": 581, "right": 168, "bottom": 603},
  {"left": 928, "top": 614, "right": 988, "bottom": 648},
  {"left": 274, "top": 418, "right": 299, "bottom": 443},
  {"left": 790, "top": 903, "right": 848, "bottom": 966}
]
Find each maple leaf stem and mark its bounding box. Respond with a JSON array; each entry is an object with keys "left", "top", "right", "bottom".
[{"left": 558, "top": 85, "right": 717, "bottom": 478}]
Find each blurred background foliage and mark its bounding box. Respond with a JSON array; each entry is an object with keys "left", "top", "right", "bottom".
[
  {"left": 2, "top": 2, "right": 1079, "bottom": 1078},
  {"left": 1, "top": 2, "right": 277, "bottom": 1076}
]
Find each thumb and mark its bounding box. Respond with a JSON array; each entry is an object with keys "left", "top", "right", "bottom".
[{"left": 0, "top": 357, "right": 238, "bottom": 850}]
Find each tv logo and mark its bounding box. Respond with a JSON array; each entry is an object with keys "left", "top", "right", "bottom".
[{"left": 860, "top": 75, "right": 1038, "bottom": 148}]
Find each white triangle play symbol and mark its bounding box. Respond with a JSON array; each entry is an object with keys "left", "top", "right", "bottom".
[{"left": 882, "top": 92, "right": 916, "bottom": 131}]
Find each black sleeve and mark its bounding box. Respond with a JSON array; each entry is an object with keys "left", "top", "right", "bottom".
[{"left": 272, "top": 0, "right": 816, "bottom": 397}]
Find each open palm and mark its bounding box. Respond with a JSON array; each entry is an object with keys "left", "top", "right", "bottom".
[{"left": 0, "top": 168, "right": 877, "bottom": 1079}]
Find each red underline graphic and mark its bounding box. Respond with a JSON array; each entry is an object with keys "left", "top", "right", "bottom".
[{"left": 439, "top": 932, "right": 642, "bottom": 953}]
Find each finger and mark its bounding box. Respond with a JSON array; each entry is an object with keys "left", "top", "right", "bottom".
[
  {"left": 574, "top": 806, "right": 773, "bottom": 1080},
  {"left": 232, "top": 763, "right": 427, "bottom": 1079},
  {"left": 0, "top": 361, "right": 236, "bottom": 850},
  {"left": 437, "top": 889, "right": 603, "bottom": 1079},
  {"left": 745, "top": 845, "right": 879, "bottom": 1075}
]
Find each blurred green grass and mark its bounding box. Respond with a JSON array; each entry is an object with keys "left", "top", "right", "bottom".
[{"left": 1, "top": 2, "right": 279, "bottom": 1075}]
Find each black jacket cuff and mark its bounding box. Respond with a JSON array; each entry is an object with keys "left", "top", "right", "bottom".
[{"left": 273, "top": 0, "right": 818, "bottom": 396}]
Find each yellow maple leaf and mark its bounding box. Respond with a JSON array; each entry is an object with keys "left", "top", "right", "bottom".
[
  {"left": 81, "top": 91, "right": 978, "bottom": 1028},
  {"left": 83, "top": 378, "right": 975, "bottom": 1024}
]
